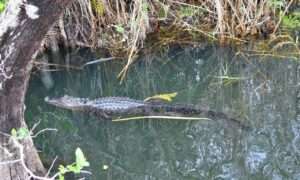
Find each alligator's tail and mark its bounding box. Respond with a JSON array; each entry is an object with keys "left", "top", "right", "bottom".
[{"left": 146, "top": 103, "right": 250, "bottom": 130}]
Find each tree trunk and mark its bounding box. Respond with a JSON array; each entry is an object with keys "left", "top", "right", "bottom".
[{"left": 0, "top": 0, "right": 73, "bottom": 179}]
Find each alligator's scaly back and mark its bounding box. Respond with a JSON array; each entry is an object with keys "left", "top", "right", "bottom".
[
  {"left": 143, "top": 102, "right": 248, "bottom": 129},
  {"left": 45, "top": 95, "right": 146, "bottom": 111},
  {"left": 45, "top": 95, "right": 249, "bottom": 129},
  {"left": 45, "top": 95, "right": 203, "bottom": 115}
]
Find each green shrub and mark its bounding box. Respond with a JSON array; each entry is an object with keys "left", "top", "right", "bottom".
[
  {"left": 282, "top": 12, "right": 300, "bottom": 29},
  {"left": 0, "top": 0, "right": 6, "bottom": 13}
]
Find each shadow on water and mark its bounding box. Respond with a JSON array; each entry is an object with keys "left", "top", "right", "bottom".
[{"left": 26, "top": 44, "right": 300, "bottom": 179}]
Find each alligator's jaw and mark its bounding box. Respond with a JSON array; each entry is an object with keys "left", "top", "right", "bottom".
[{"left": 45, "top": 96, "right": 87, "bottom": 111}]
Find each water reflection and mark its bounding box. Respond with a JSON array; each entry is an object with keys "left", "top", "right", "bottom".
[{"left": 26, "top": 44, "right": 300, "bottom": 179}]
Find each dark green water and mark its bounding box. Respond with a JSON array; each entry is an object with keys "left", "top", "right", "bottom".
[{"left": 26, "top": 45, "right": 300, "bottom": 179}]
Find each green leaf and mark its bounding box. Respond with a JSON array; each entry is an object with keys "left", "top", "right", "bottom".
[
  {"left": 178, "top": 6, "right": 199, "bottom": 18},
  {"left": 157, "top": 3, "right": 169, "bottom": 20},
  {"left": 0, "top": 0, "right": 6, "bottom": 13},
  {"left": 59, "top": 174, "right": 65, "bottom": 180},
  {"left": 58, "top": 165, "right": 66, "bottom": 174},
  {"left": 75, "top": 148, "right": 90, "bottom": 168},
  {"left": 11, "top": 128, "right": 30, "bottom": 139},
  {"left": 57, "top": 148, "right": 89, "bottom": 178},
  {"left": 67, "top": 164, "right": 81, "bottom": 174},
  {"left": 17, "top": 128, "right": 30, "bottom": 139},
  {"left": 115, "top": 25, "right": 124, "bottom": 34},
  {"left": 144, "top": 92, "right": 177, "bottom": 102},
  {"left": 268, "top": 0, "right": 284, "bottom": 9},
  {"left": 142, "top": 3, "right": 148, "bottom": 12},
  {"left": 282, "top": 14, "right": 300, "bottom": 29},
  {"left": 0, "top": 4, "right": 4, "bottom": 13},
  {"left": 11, "top": 128, "right": 17, "bottom": 137}
]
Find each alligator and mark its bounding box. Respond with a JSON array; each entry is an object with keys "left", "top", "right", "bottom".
[{"left": 45, "top": 95, "right": 249, "bottom": 129}]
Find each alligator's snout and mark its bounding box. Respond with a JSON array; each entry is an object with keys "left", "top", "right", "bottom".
[
  {"left": 45, "top": 95, "right": 89, "bottom": 111},
  {"left": 44, "top": 96, "right": 50, "bottom": 102},
  {"left": 44, "top": 96, "right": 61, "bottom": 107}
]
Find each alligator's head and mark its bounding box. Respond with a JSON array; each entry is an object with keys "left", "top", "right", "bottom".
[{"left": 45, "top": 95, "right": 89, "bottom": 111}]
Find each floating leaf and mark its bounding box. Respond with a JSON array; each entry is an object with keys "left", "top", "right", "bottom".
[{"left": 144, "top": 92, "right": 177, "bottom": 102}]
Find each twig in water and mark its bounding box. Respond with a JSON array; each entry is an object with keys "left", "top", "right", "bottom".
[
  {"left": 82, "top": 57, "right": 118, "bottom": 67},
  {"left": 112, "top": 115, "right": 211, "bottom": 122},
  {"left": 46, "top": 156, "right": 58, "bottom": 177},
  {"left": 31, "top": 128, "right": 57, "bottom": 138}
]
